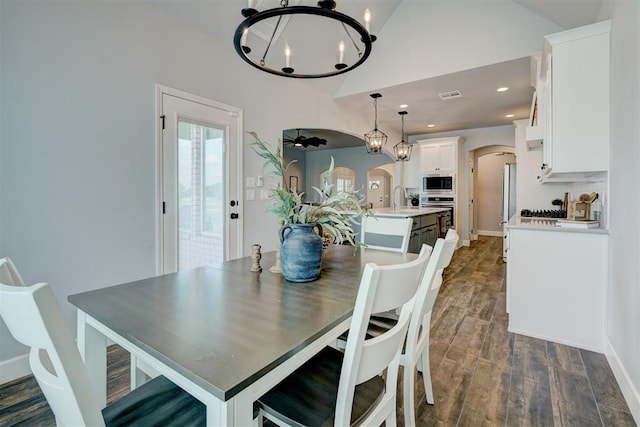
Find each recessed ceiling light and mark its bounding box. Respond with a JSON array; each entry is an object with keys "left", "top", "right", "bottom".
[
  {"left": 497, "top": 87, "right": 509, "bottom": 92},
  {"left": 505, "top": 114, "right": 515, "bottom": 118},
  {"left": 399, "top": 104, "right": 408, "bottom": 108},
  {"left": 427, "top": 124, "right": 435, "bottom": 128}
]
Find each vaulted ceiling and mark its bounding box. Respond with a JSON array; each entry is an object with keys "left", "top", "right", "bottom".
[{"left": 147, "top": 0, "right": 604, "bottom": 139}]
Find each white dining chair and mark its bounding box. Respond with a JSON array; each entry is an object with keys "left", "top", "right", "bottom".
[
  {"left": 255, "top": 244, "right": 431, "bottom": 427},
  {"left": 0, "top": 257, "right": 26, "bottom": 286},
  {"left": 0, "top": 280, "right": 206, "bottom": 427},
  {"left": 401, "top": 228, "right": 458, "bottom": 427},
  {"left": 337, "top": 228, "right": 459, "bottom": 427},
  {"left": 360, "top": 216, "right": 413, "bottom": 253}
]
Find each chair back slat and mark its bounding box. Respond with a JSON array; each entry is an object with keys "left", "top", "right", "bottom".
[
  {"left": 370, "top": 245, "right": 432, "bottom": 314},
  {"left": 0, "top": 282, "right": 105, "bottom": 427},
  {"left": 360, "top": 216, "right": 413, "bottom": 253}
]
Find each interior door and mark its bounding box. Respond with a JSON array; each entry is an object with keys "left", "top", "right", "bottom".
[{"left": 159, "top": 90, "right": 242, "bottom": 273}]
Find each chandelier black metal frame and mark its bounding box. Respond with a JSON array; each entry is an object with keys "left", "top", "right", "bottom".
[
  {"left": 233, "top": 0, "right": 377, "bottom": 79},
  {"left": 394, "top": 111, "right": 412, "bottom": 161}
]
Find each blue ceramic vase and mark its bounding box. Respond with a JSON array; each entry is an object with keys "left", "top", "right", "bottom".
[{"left": 279, "top": 223, "right": 323, "bottom": 282}]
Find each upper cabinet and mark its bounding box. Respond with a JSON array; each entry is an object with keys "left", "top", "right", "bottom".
[
  {"left": 420, "top": 141, "right": 456, "bottom": 173},
  {"left": 534, "top": 21, "right": 611, "bottom": 182},
  {"left": 401, "top": 136, "right": 465, "bottom": 189}
]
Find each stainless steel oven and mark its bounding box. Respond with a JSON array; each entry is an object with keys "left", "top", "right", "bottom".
[{"left": 421, "top": 195, "right": 455, "bottom": 232}]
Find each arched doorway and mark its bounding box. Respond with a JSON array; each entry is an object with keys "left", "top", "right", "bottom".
[
  {"left": 367, "top": 166, "right": 393, "bottom": 208},
  {"left": 469, "top": 146, "right": 515, "bottom": 240}
]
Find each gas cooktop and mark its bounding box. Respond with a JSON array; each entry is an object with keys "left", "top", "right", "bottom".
[{"left": 520, "top": 209, "right": 567, "bottom": 219}]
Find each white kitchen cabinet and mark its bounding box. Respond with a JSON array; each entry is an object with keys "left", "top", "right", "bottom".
[
  {"left": 401, "top": 148, "right": 421, "bottom": 189},
  {"left": 420, "top": 140, "right": 456, "bottom": 173},
  {"left": 539, "top": 20, "right": 610, "bottom": 180},
  {"left": 402, "top": 136, "right": 464, "bottom": 189},
  {"left": 507, "top": 226, "right": 607, "bottom": 351}
]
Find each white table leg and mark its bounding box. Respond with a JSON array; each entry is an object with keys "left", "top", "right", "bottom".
[{"left": 76, "top": 311, "right": 107, "bottom": 407}]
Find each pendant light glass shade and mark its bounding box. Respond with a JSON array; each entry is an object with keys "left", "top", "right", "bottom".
[
  {"left": 394, "top": 111, "right": 412, "bottom": 161},
  {"left": 364, "top": 93, "right": 387, "bottom": 154}
]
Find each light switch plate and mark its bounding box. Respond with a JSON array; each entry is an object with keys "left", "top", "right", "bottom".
[
  {"left": 246, "top": 189, "right": 255, "bottom": 200},
  {"left": 256, "top": 175, "right": 264, "bottom": 187},
  {"left": 246, "top": 176, "right": 256, "bottom": 188},
  {"left": 260, "top": 190, "right": 270, "bottom": 200}
]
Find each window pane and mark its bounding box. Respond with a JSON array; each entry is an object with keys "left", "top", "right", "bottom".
[{"left": 177, "top": 120, "right": 225, "bottom": 270}]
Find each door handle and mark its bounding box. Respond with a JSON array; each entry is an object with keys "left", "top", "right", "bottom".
[{"left": 230, "top": 200, "right": 239, "bottom": 219}]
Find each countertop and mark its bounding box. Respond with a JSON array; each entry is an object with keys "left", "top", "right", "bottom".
[
  {"left": 507, "top": 216, "right": 609, "bottom": 234},
  {"left": 371, "top": 206, "right": 450, "bottom": 218}
]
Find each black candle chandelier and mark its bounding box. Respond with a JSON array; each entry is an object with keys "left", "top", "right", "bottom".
[
  {"left": 364, "top": 93, "right": 387, "bottom": 154},
  {"left": 234, "top": 0, "right": 377, "bottom": 78},
  {"left": 394, "top": 111, "right": 412, "bottom": 161}
]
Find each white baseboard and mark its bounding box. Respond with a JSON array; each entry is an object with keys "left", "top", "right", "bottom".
[
  {"left": 478, "top": 230, "right": 503, "bottom": 237},
  {"left": 462, "top": 239, "right": 470, "bottom": 246},
  {"left": 605, "top": 338, "right": 640, "bottom": 424},
  {"left": 507, "top": 326, "right": 604, "bottom": 353},
  {"left": 0, "top": 353, "right": 31, "bottom": 384}
]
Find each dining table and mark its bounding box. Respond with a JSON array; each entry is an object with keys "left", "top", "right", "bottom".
[{"left": 68, "top": 245, "right": 416, "bottom": 426}]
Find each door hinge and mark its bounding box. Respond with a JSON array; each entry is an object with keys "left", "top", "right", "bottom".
[
  {"left": 160, "top": 115, "right": 166, "bottom": 130},
  {"left": 162, "top": 201, "right": 166, "bottom": 214}
]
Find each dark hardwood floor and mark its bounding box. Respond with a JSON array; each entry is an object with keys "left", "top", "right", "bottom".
[{"left": 0, "top": 237, "right": 635, "bottom": 426}]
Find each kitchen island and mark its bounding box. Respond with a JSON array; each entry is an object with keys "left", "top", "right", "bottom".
[{"left": 368, "top": 206, "right": 452, "bottom": 253}]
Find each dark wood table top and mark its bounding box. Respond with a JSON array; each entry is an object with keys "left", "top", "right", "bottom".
[{"left": 68, "top": 245, "right": 414, "bottom": 401}]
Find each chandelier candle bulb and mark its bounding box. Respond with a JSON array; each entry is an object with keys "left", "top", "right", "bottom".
[
  {"left": 364, "top": 9, "right": 371, "bottom": 32},
  {"left": 241, "top": 28, "right": 248, "bottom": 46},
  {"left": 285, "top": 44, "right": 291, "bottom": 68},
  {"left": 339, "top": 41, "right": 344, "bottom": 63}
]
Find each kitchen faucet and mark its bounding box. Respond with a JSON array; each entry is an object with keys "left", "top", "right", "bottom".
[{"left": 393, "top": 185, "right": 405, "bottom": 209}]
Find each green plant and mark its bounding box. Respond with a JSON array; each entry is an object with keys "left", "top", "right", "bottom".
[
  {"left": 408, "top": 193, "right": 419, "bottom": 201},
  {"left": 248, "top": 131, "right": 369, "bottom": 245}
]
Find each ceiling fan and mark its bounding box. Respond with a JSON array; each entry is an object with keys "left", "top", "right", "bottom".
[{"left": 284, "top": 129, "right": 327, "bottom": 148}]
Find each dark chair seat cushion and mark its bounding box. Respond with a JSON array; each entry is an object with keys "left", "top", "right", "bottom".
[
  {"left": 257, "top": 347, "right": 385, "bottom": 427},
  {"left": 367, "top": 315, "right": 398, "bottom": 338},
  {"left": 103, "top": 375, "right": 205, "bottom": 427},
  {"left": 338, "top": 315, "right": 398, "bottom": 343}
]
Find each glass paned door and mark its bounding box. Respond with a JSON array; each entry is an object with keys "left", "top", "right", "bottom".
[{"left": 160, "top": 91, "right": 242, "bottom": 274}]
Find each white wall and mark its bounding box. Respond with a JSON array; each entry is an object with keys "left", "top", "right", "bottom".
[
  {"left": 599, "top": 0, "right": 640, "bottom": 421},
  {"left": 0, "top": 1, "right": 373, "bottom": 370}
]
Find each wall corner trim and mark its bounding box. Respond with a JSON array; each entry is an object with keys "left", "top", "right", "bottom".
[{"left": 605, "top": 338, "right": 640, "bottom": 424}]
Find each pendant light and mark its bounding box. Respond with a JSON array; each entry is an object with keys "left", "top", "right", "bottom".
[
  {"left": 364, "top": 93, "right": 387, "bottom": 154},
  {"left": 393, "top": 111, "right": 412, "bottom": 161}
]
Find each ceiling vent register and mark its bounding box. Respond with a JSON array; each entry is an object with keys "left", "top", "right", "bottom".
[{"left": 438, "top": 90, "right": 463, "bottom": 100}]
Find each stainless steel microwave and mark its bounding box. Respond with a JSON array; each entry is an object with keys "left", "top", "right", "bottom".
[{"left": 422, "top": 174, "right": 455, "bottom": 194}]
